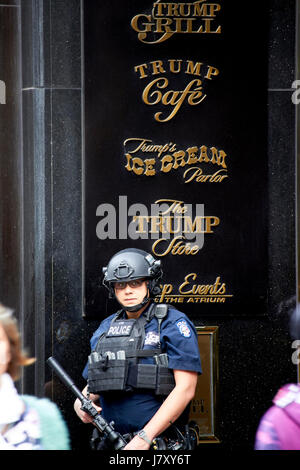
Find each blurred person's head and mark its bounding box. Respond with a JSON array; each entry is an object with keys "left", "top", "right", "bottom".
[{"left": 0, "top": 304, "right": 34, "bottom": 382}]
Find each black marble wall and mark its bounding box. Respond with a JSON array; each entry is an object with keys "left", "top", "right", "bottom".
[
  {"left": 0, "top": 1, "right": 23, "bottom": 325},
  {"left": 0, "top": 0, "right": 297, "bottom": 452},
  {"left": 20, "top": 3, "right": 89, "bottom": 450}
]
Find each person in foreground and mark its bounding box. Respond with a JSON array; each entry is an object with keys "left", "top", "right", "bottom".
[
  {"left": 0, "top": 303, "right": 70, "bottom": 450},
  {"left": 74, "top": 248, "right": 202, "bottom": 450},
  {"left": 255, "top": 303, "right": 300, "bottom": 450}
]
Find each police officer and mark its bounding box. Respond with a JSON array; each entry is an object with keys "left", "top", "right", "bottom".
[{"left": 74, "top": 248, "right": 202, "bottom": 450}]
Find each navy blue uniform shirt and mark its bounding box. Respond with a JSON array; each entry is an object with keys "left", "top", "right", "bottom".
[{"left": 82, "top": 304, "right": 202, "bottom": 434}]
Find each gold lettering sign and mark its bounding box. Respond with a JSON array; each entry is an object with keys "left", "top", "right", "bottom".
[
  {"left": 154, "top": 273, "right": 233, "bottom": 304},
  {"left": 134, "top": 59, "right": 220, "bottom": 122},
  {"left": 95, "top": 196, "right": 219, "bottom": 257},
  {"left": 131, "top": 1, "right": 222, "bottom": 44},
  {"left": 132, "top": 198, "right": 220, "bottom": 257},
  {"left": 124, "top": 137, "right": 229, "bottom": 183}
]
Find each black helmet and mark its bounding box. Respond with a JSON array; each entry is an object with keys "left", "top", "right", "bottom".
[{"left": 102, "top": 248, "right": 163, "bottom": 311}]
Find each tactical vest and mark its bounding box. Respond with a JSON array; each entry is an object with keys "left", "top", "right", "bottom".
[{"left": 87, "top": 304, "right": 175, "bottom": 396}]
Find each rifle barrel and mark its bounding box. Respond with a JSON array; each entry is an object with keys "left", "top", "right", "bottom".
[{"left": 47, "top": 356, "right": 85, "bottom": 402}]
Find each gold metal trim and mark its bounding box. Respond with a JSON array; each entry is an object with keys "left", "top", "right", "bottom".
[{"left": 188, "top": 326, "right": 220, "bottom": 443}]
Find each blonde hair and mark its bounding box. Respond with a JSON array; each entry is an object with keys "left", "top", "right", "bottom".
[{"left": 0, "top": 304, "right": 35, "bottom": 380}]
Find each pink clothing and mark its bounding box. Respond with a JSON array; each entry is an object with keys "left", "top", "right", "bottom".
[{"left": 255, "top": 384, "right": 300, "bottom": 450}]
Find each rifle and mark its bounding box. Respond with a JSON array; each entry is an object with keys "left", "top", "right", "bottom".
[{"left": 47, "top": 356, "right": 127, "bottom": 450}]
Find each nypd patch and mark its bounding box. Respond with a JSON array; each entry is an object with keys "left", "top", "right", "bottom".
[{"left": 176, "top": 320, "right": 191, "bottom": 338}]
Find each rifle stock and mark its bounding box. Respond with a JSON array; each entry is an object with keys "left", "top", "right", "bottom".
[{"left": 47, "top": 356, "right": 127, "bottom": 450}]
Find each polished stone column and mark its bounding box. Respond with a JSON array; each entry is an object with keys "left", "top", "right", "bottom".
[
  {"left": 21, "top": 0, "right": 85, "bottom": 402},
  {"left": 0, "top": 1, "right": 22, "bottom": 325}
]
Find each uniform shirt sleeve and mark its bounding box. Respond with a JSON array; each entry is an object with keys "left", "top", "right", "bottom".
[{"left": 160, "top": 308, "right": 202, "bottom": 374}]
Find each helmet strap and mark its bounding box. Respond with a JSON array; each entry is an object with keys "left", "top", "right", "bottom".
[{"left": 121, "top": 295, "right": 151, "bottom": 313}]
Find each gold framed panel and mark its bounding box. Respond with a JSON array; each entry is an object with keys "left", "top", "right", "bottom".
[{"left": 188, "top": 326, "right": 220, "bottom": 444}]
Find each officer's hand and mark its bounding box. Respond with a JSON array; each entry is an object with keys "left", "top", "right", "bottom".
[
  {"left": 123, "top": 435, "right": 151, "bottom": 451},
  {"left": 74, "top": 397, "right": 102, "bottom": 424}
]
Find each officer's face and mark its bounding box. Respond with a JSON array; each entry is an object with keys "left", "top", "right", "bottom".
[{"left": 114, "top": 279, "right": 148, "bottom": 310}]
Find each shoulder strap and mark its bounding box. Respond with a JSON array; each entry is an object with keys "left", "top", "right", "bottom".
[
  {"left": 125, "top": 305, "right": 168, "bottom": 362},
  {"left": 111, "top": 309, "right": 124, "bottom": 322}
]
